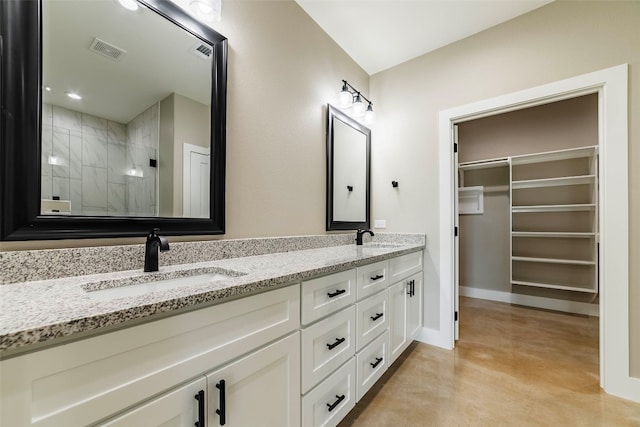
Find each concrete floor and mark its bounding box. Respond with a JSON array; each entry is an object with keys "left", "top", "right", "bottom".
[{"left": 339, "top": 297, "right": 640, "bottom": 426}]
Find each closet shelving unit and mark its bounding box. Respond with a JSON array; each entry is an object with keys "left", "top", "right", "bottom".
[
  {"left": 458, "top": 146, "right": 599, "bottom": 295},
  {"left": 510, "top": 146, "right": 598, "bottom": 294}
]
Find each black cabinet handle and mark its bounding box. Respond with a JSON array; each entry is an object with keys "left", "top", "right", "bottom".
[
  {"left": 407, "top": 279, "right": 415, "bottom": 297},
  {"left": 194, "top": 390, "right": 205, "bottom": 427},
  {"left": 370, "top": 357, "right": 383, "bottom": 369},
  {"left": 327, "top": 337, "right": 346, "bottom": 350},
  {"left": 327, "top": 394, "right": 346, "bottom": 412},
  {"left": 370, "top": 274, "right": 384, "bottom": 281},
  {"left": 370, "top": 312, "right": 383, "bottom": 322},
  {"left": 327, "top": 289, "right": 346, "bottom": 298},
  {"left": 215, "top": 379, "right": 226, "bottom": 426}
]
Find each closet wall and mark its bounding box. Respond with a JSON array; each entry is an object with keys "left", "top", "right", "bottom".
[{"left": 458, "top": 94, "right": 598, "bottom": 304}]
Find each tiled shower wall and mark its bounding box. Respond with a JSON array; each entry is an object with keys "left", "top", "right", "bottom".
[{"left": 41, "top": 103, "right": 159, "bottom": 216}]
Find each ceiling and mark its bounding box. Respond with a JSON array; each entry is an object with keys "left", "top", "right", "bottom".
[
  {"left": 295, "top": 0, "right": 553, "bottom": 75},
  {"left": 43, "top": 0, "right": 212, "bottom": 124}
]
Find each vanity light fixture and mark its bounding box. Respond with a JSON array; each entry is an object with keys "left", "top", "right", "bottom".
[
  {"left": 337, "top": 80, "right": 375, "bottom": 124},
  {"left": 66, "top": 92, "right": 82, "bottom": 100}
]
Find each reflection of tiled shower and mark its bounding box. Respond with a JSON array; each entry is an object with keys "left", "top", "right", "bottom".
[{"left": 41, "top": 103, "right": 159, "bottom": 216}]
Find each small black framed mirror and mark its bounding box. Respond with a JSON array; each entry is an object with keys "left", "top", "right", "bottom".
[
  {"left": 326, "top": 104, "right": 371, "bottom": 231},
  {"left": 0, "top": 0, "right": 227, "bottom": 241}
]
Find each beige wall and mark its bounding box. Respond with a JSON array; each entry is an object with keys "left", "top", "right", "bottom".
[
  {"left": 370, "top": 1, "right": 639, "bottom": 374},
  {"left": 0, "top": 0, "right": 368, "bottom": 251}
]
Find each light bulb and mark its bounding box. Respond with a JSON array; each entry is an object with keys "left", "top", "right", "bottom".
[
  {"left": 352, "top": 94, "right": 365, "bottom": 117},
  {"left": 338, "top": 82, "right": 353, "bottom": 108},
  {"left": 66, "top": 92, "right": 82, "bottom": 100},
  {"left": 118, "top": 0, "right": 139, "bottom": 11},
  {"left": 190, "top": 0, "right": 221, "bottom": 23},
  {"left": 365, "top": 105, "right": 376, "bottom": 124}
]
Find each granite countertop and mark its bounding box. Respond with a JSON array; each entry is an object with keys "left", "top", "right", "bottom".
[{"left": 0, "top": 242, "right": 423, "bottom": 356}]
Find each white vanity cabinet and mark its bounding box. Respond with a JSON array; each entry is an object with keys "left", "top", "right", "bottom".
[
  {"left": 300, "top": 250, "right": 423, "bottom": 427},
  {"left": 1, "top": 247, "right": 424, "bottom": 427},
  {"left": 0, "top": 285, "right": 300, "bottom": 427},
  {"left": 389, "top": 271, "right": 423, "bottom": 364}
]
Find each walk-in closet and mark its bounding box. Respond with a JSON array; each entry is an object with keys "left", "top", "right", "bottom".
[{"left": 456, "top": 93, "right": 599, "bottom": 316}]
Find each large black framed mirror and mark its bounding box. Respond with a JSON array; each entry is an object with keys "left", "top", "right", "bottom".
[
  {"left": 326, "top": 104, "right": 371, "bottom": 231},
  {"left": 0, "top": 0, "right": 227, "bottom": 241}
]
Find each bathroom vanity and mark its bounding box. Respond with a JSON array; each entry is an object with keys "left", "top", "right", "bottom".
[{"left": 0, "top": 235, "right": 424, "bottom": 426}]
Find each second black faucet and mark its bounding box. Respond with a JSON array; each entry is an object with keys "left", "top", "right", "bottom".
[
  {"left": 144, "top": 228, "right": 170, "bottom": 272},
  {"left": 355, "top": 229, "right": 374, "bottom": 246}
]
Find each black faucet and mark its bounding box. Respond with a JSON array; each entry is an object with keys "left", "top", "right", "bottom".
[
  {"left": 355, "top": 229, "right": 375, "bottom": 246},
  {"left": 144, "top": 228, "right": 170, "bottom": 272}
]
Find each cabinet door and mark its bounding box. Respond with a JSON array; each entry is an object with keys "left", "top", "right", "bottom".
[
  {"left": 98, "top": 377, "right": 206, "bottom": 427},
  {"left": 406, "top": 272, "right": 423, "bottom": 342},
  {"left": 388, "top": 281, "right": 408, "bottom": 365},
  {"left": 206, "top": 332, "right": 300, "bottom": 427}
]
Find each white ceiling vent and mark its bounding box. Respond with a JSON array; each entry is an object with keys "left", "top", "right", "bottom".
[
  {"left": 89, "top": 38, "right": 127, "bottom": 61},
  {"left": 191, "top": 42, "right": 213, "bottom": 61}
]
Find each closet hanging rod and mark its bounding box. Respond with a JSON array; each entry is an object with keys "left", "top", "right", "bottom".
[{"left": 458, "top": 158, "right": 510, "bottom": 170}]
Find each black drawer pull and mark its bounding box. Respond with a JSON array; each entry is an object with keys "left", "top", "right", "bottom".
[
  {"left": 370, "top": 357, "right": 383, "bottom": 369},
  {"left": 327, "top": 394, "right": 346, "bottom": 412},
  {"left": 327, "top": 337, "right": 346, "bottom": 350},
  {"left": 370, "top": 312, "right": 383, "bottom": 322},
  {"left": 216, "top": 379, "right": 226, "bottom": 425},
  {"left": 194, "top": 390, "right": 205, "bottom": 427},
  {"left": 370, "top": 274, "right": 384, "bottom": 281},
  {"left": 327, "top": 289, "right": 346, "bottom": 298}
]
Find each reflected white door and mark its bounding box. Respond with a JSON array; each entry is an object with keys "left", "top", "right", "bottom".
[{"left": 183, "top": 143, "right": 210, "bottom": 218}]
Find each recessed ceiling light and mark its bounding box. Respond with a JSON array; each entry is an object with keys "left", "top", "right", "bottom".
[
  {"left": 66, "top": 92, "right": 82, "bottom": 100},
  {"left": 44, "top": 85, "right": 52, "bottom": 92},
  {"left": 118, "top": 0, "right": 139, "bottom": 11}
]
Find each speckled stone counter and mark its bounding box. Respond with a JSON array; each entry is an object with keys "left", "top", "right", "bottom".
[{"left": 0, "top": 233, "right": 425, "bottom": 356}]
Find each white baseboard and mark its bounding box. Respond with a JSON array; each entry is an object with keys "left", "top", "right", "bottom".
[
  {"left": 415, "top": 327, "right": 453, "bottom": 350},
  {"left": 460, "top": 286, "right": 599, "bottom": 317}
]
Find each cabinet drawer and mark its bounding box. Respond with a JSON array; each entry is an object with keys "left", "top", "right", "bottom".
[
  {"left": 0, "top": 285, "right": 300, "bottom": 427},
  {"left": 356, "top": 260, "right": 389, "bottom": 300},
  {"left": 356, "top": 330, "right": 388, "bottom": 402},
  {"left": 355, "top": 290, "right": 389, "bottom": 352},
  {"left": 301, "top": 306, "right": 356, "bottom": 393},
  {"left": 389, "top": 251, "right": 423, "bottom": 283},
  {"left": 301, "top": 269, "right": 356, "bottom": 325},
  {"left": 302, "top": 358, "right": 356, "bottom": 427}
]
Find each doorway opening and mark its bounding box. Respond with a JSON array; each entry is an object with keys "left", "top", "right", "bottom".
[
  {"left": 454, "top": 94, "right": 601, "bottom": 387},
  {"left": 437, "top": 64, "right": 636, "bottom": 401}
]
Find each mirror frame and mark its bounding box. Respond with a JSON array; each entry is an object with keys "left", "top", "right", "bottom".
[
  {"left": 0, "top": 0, "right": 228, "bottom": 241},
  {"left": 326, "top": 104, "right": 371, "bottom": 231}
]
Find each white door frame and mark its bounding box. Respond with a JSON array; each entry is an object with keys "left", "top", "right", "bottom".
[
  {"left": 183, "top": 143, "right": 210, "bottom": 217},
  {"left": 438, "top": 64, "right": 638, "bottom": 402}
]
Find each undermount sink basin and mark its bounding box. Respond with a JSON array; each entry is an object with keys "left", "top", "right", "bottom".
[
  {"left": 83, "top": 267, "right": 245, "bottom": 301},
  {"left": 362, "top": 243, "right": 402, "bottom": 249}
]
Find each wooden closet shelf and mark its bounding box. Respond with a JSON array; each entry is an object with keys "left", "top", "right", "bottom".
[
  {"left": 510, "top": 146, "right": 597, "bottom": 166},
  {"left": 511, "top": 256, "right": 596, "bottom": 266},
  {"left": 511, "top": 231, "right": 596, "bottom": 238},
  {"left": 511, "top": 204, "right": 596, "bottom": 213},
  {"left": 511, "top": 175, "right": 595, "bottom": 189},
  {"left": 511, "top": 280, "right": 598, "bottom": 294}
]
